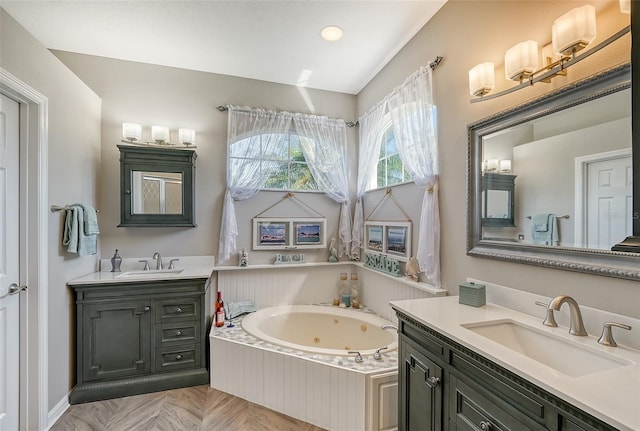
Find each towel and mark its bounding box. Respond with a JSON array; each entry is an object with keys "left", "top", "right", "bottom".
[
  {"left": 73, "top": 203, "right": 100, "bottom": 235},
  {"left": 63, "top": 205, "right": 98, "bottom": 255},
  {"left": 531, "top": 213, "right": 558, "bottom": 246}
]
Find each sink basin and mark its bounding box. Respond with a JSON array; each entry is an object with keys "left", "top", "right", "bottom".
[
  {"left": 115, "top": 269, "right": 184, "bottom": 279},
  {"left": 461, "top": 319, "right": 633, "bottom": 377}
]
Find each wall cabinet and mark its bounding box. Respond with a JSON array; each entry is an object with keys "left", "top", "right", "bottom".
[
  {"left": 481, "top": 173, "right": 516, "bottom": 227},
  {"left": 396, "top": 311, "right": 617, "bottom": 431},
  {"left": 70, "top": 278, "right": 209, "bottom": 404}
]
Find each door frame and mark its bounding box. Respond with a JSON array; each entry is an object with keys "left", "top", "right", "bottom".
[
  {"left": 574, "top": 148, "right": 632, "bottom": 248},
  {"left": 0, "top": 68, "right": 49, "bottom": 430}
]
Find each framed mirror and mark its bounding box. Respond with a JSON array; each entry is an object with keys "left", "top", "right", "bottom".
[
  {"left": 118, "top": 144, "right": 196, "bottom": 227},
  {"left": 467, "top": 63, "right": 640, "bottom": 281}
]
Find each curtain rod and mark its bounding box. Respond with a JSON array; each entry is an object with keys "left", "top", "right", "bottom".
[{"left": 216, "top": 105, "right": 358, "bottom": 127}]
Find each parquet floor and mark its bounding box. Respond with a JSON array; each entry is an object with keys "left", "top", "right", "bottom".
[{"left": 50, "top": 385, "right": 327, "bottom": 431}]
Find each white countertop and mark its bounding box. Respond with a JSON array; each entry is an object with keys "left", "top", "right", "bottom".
[
  {"left": 68, "top": 255, "right": 215, "bottom": 285},
  {"left": 390, "top": 296, "right": 640, "bottom": 431}
]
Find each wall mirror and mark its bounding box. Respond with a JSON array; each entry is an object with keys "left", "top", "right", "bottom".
[
  {"left": 467, "top": 64, "right": 640, "bottom": 281},
  {"left": 118, "top": 144, "right": 196, "bottom": 227}
]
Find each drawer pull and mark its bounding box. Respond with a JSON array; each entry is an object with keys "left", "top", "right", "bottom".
[
  {"left": 175, "top": 330, "right": 183, "bottom": 336},
  {"left": 427, "top": 376, "right": 440, "bottom": 387},
  {"left": 175, "top": 354, "right": 183, "bottom": 361},
  {"left": 144, "top": 306, "right": 151, "bottom": 312},
  {"left": 479, "top": 420, "right": 493, "bottom": 431},
  {"left": 176, "top": 307, "right": 183, "bottom": 313}
]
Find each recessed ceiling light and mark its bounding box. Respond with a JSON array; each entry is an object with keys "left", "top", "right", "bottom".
[{"left": 320, "top": 26, "right": 343, "bottom": 42}]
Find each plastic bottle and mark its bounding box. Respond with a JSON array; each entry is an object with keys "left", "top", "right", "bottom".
[{"left": 215, "top": 291, "right": 225, "bottom": 327}]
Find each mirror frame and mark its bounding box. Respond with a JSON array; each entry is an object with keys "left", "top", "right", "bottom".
[
  {"left": 467, "top": 63, "right": 640, "bottom": 281},
  {"left": 118, "top": 144, "right": 197, "bottom": 227}
]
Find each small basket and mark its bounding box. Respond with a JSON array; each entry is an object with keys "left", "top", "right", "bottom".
[{"left": 459, "top": 282, "right": 486, "bottom": 307}]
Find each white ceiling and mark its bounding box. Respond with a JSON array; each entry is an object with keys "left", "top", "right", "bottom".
[{"left": 2, "top": 1, "right": 447, "bottom": 95}]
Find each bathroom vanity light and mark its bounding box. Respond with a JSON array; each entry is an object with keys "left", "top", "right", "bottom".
[
  {"left": 122, "top": 123, "right": 142, "bottom": 143},
  {"left": 178, "top": 128, "right": 196, "bottom": 146},
  {"left": 499, "top": 159, "right": 512, "bottom": 173},
  {"left": 151, "top": 125, "right": 170, "bottom": 144},
  {"left": 469, "top": 3, "right": 629, "bottom": 103}
]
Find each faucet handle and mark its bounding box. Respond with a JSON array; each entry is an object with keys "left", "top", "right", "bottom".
[
  {"left": 168, "top": 258, "right": 180, "bottom": 269},
  {"left": 138, "top": 260, "right": 150, "bottom": 271},
  {"left": 348, "top": 351, "right": 363, "bottom": 363},
  {"left": 598, "top": 321, "right": 632, "bottom": 347},
  {"left": 373, "top": 346, "right": 388, "bottom": 360},
  {"left": 535, "top": 301, "right": 558, "bottom": 327}
]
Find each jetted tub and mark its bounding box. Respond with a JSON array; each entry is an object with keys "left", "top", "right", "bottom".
[{"left": 241, "top": 304, "right": 397, "bottom": 356}]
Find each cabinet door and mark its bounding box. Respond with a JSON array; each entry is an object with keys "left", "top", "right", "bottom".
[
  {"left": 399, "top": 338, "right": 443, "bottom": 431},
  {"left": 83, "top": 300, "right": 152, "bottom": 381}
]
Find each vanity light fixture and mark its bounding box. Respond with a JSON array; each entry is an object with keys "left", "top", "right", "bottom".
[
  {"left": 122, "top": 123, "right": 142, "bottom": 143},
  {"left": 499, "top": 159, "right": 512, "bottom": 173},
  {"left": 121, "top": 123, "right": 197, "bottom": 148},
  {"left": 469, "top": 4, "right": 629, "bottom": 103},
  {"left": 320, "top": 25, "right": 343, "bottom": 42},
  {"left": 468, "top": 62, "right": 495, "bottom": 97}
]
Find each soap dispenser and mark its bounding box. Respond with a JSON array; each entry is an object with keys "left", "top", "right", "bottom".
[{"left": 110, "top": 249, "right": 122, "bottom": 272}]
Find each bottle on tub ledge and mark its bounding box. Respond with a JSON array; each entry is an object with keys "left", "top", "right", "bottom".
[
  {"left": 215, "top": 291, "right": 225, "bottom": 327},
  {"left": 350, "top": 272, "right": 360, "bottom": 309}
]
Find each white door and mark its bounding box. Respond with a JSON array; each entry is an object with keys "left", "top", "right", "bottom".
[
  {"left": 0, "top": 93, "right": 21, "bottom": 431},
  {"left": 586, "top": 155, "right": 633, "bottom": 249}
]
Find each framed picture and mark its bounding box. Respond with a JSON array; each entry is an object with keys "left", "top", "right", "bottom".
[
  {"left": 253, "top": 218, "right": 326, "bottom": 250},
  {"left": 364, "top": 221, "right": 412, "bottom": 261}
]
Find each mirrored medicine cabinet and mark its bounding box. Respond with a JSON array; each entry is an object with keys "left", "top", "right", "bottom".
[{"left": 118, "top": 144, "right": 196, "bottom": 227}]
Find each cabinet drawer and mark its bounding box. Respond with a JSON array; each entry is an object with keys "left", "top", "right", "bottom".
[
  {"left": 155, "top": 344, "right": 201, "bottom": 373},
  {"left": 156, "top": 298, "right": 200, "bottom": 323},
  {"left": 155, "top": 322, "right": 200, "bottom": 347},
  {"left": 450, "top": 374, "right": 545, "bottom": 431}
]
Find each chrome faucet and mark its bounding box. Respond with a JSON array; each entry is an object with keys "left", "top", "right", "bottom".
[
  {"left": 547, "top": 295, "right": 588, "bottom": 336},
  {"left": 152, "top": 252, "right": 163, "bottom": 270}
]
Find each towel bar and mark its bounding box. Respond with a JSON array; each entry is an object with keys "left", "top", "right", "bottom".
[
  {"left": 51, "top": 205, "right": 100, "bottom": 213},
  {"left": 526, "top": 214, "right": 569, "bottom": 219}
]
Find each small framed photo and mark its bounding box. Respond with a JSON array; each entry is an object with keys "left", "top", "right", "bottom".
[
  {"left": 253, "top": 217, "right": 326, "bottom": 250},
  {"left": 293, "top": 219, "right": 326, "bottom": 249},
  {"left": 364, "top": 221, "right": 412, "bottom": 261},
  {"left": 253, "top": 219, "right": 290, "bottom": 250}
]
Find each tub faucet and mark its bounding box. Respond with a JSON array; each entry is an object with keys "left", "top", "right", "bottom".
[
  {"left": 381, "top": 323, "right": 398, "bottom": 331},
  {"left": 547, "top": 295, "right": 587, "bottom": 336},
  {"left": 152, "top": 252, "right": 163, "bottom": 270},
  {"left": 348, "top": 351, "right": 363, "bottom": 363}
]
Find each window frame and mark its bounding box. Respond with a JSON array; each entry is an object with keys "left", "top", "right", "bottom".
[{"left": 365, "top": 117, "right": 413, "bottom": 192}]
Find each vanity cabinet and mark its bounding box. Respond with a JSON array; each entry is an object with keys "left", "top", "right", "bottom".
[
  {"left": 396, "top": 311, "right": 617, "bottom": 431},
  {"left": 69, "top": 278, "right": 210, "bottom": 404}
]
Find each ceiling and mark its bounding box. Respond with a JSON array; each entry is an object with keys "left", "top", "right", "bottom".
[{"left": 2, "top": 1, "right": 447, "bottom": 95}]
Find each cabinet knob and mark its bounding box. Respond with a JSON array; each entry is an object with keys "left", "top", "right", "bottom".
[
  {"left": 175, "top": 330, "right": 182, "bottom": 336},
  {"left": 144, "top": 306, "right": 151, "bottom": 312},
  {"left": 479, "top": 420, "right": 493, "bottom": 431},
  {"left": 175, "top": 354, "right": 183, "bottom": 361},
  {"left": 427, "top": 376, "right": 440, "bottom": 387},
  {"left": 176, "top": 307, "right": 183, "bottom": 313}
]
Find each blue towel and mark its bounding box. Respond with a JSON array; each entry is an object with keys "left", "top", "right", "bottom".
[
  {"left": 73, "top": 203, "right": 99, "bottom": 235},
  {"left": 63, "top": 205, "right": 98, "bottom": 256},
  {"left": 531, "top": 213, "right": 558, "bottom": 246}
]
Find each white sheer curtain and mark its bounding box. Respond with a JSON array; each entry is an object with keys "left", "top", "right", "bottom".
[
  {"left": 218, "top": 106, "right": 292, "bottom": 263},
  {"left": 387, "top": 66, "right": 440, "bottom": 287},
  {"left": 293, "top": 114, "right": 352, "bottom": 257},
  {"left": 350, "top": 101, "right": 387, "bottom": 260}
]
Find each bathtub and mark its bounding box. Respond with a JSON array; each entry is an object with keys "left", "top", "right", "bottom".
[
  {"left": 241, "top": 304, "right": 398, "bottom": 356},
  {"left": 210, "top": 304, "right": 399, "bottom": 431}
]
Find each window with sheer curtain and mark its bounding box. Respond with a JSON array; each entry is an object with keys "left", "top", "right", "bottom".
[{"left": 218, "top": 106, "right": 352, "bottom": 263}]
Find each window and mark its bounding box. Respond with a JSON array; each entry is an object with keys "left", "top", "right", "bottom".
[
  {"left": 374, "top": 123, "right": 412, "bottom": 189},
  {"left": 229, "top": 131, "right": 318, "bottom": 191}
]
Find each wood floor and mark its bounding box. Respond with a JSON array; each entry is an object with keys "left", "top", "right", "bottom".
[{"left": 51, "top": 385, "right": 327, "bottom": 431}]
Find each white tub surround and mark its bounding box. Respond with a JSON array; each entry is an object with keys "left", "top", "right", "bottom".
[
  {"left": 210, "top": 306, "right": 399, "bottom": 431},
  {"left": 391, "top": 294, "right": 640, "bottom": 431},
  {"left": 70, "top": 255, "right": 215, "bottom": 284}
]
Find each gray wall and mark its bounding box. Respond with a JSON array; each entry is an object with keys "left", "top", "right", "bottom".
[
  {"left": 51, "top": 52, "right": 358, "bottom": 266},
  {"left": 0, "top": 9, "right": 102, "bottom": 413},
  {"left": 358, "top": 0, "right": 639, "bottom": 317}
]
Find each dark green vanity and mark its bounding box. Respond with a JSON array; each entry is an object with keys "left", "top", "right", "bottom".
[
  {"left": 395, "top": 309, "right": 619, "bottom": 431},
  {"left": 69, "top": 277, "right": 210, "bottom": 404}
]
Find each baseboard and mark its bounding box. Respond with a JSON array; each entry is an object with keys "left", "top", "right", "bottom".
[{"left": 44, "top": 392, "right": 70, "bottom": 431}]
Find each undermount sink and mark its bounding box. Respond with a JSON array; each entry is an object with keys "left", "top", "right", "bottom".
[
  {"left": 115, "top": 269, "right": 184, "bottom": 279},
  {"left": 461, "top": 319, "right": 633, "bottom": 377}
]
